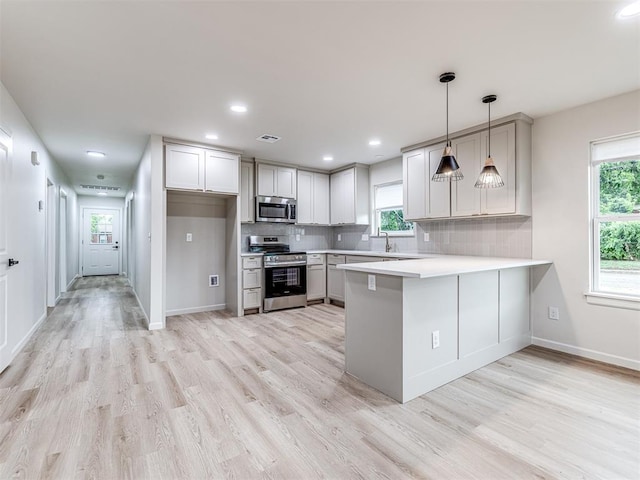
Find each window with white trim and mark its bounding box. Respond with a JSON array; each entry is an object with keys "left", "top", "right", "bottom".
[
  {"left": 590, "top": 133, "right": 640, "bottom": 298},
  {"left": 374, "top": 181, "right": 414, "bottom": 236}
]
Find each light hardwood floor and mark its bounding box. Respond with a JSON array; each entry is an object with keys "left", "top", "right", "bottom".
[{"left": 0, "top": 276, "right": 638, "bottom": 479}]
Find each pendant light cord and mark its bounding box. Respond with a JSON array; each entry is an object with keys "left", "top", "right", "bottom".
[
  {"left": 446, "top": 82, "right": 450, "bottom": 147},
  {"left": 488, "top": 100, "right": 491, "bottom": 156}
]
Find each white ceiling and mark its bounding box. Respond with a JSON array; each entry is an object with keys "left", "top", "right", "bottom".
[{"left": 1, "top": 1, "right": 639, "bottom": 197}]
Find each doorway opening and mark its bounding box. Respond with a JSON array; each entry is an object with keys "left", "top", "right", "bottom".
[{"left": 81, "top": 207, "right": 121, "bottom": 276}]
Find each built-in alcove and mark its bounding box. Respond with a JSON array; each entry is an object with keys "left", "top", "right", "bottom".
[{"left": 166, "top": 191, "right": 239, "bottom": 316}]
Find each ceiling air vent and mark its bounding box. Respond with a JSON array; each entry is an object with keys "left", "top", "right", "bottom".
[
  {"left": 256, "top": 134, "right": 281, "bottom": 143},
  {"left": 80, "top": 184, "right": 121, "bottom": 191}
]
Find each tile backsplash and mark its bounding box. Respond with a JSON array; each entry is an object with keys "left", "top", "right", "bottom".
[{"left": 242, "top": 216, "right": 532, "bottom": 258}]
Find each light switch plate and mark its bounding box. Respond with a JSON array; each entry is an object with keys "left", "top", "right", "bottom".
[
  {"left": 186, "top": 233, "right": 193, "bottom": 242},
  {"left": 424, "top": 232, "right": 430, "bottom": 242},
  {"left": 362, "top": 234, "right": 369, "bottom": 241},
  {"left": 337, "top": 234, "right": 342, "bottom": 241}
]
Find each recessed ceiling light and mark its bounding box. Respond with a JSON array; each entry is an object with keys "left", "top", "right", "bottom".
[
  {"left": 205, "top": 133, "right": 218, "bottom": 140},
  {"left": 323, "top": 155, "right": 334, "bottom": 161},
  {"left": 86, "top": 151, "right": 106, "bottom": 158},
  {"left": 369, "top": 139, "right": 381, "bottom": 146},
  {"left": 618, "top": 1, "right": 640, "bottom": 18},
  {"left": 375, "top": 155, "right": 384, "bottom": 158},
  {"left": 230, "top": 105, "right": 247, "bottom": 113},
  {"left": 97, "top": 192, "right": 107, "bottom": 196}
]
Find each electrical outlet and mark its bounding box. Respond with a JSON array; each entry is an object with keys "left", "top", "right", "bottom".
[
  {"left": 548, "top": 306, "right": 560, "bottom": 320},
  {"left": 186, "top": 233, "right": 192, "bottom": 242},
  {"left": 209, "top": 275, "right": 219, "bottom": 287},
  {"left": 423, "top": 232, "right": 430, "bottom": 242},
  {"left": 296, "top": 234, "right": 301, "bottom": 241},
  {"left": 368, "top": 274, "right": 376, "bottom": 291},
  {"left": 432, "top": 330, "right": 440, "bottom": 349},
  {"left": 337, "top": 234, "right": 342, "bottom": 241},
  {"left": 362, "top": 234, "right": 369, "bottom": 241}
]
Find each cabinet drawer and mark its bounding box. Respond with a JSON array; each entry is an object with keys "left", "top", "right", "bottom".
[
  {"left": 243, "top": 288, "right": 262, "bottom": 309},
  {"left": 346, "top": 255, "right": 382, "bottom": 263},
  {"left": 307, "top": 253, "right": 325, "bottom": 265},
  {"left": 242, "top": 256, "right": 263, "bottom": 269},
  {"left": 243, "top": 269, "right": 262, "bottom": 289},
  {"left": 327, "top": 254, "right": 346, "bottom": 265}
]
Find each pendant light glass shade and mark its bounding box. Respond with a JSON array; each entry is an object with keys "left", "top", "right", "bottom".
[
  {"left": 432, "top": 72, "right": 463, "bottom": 182},
  {"left": 475, "top": 94, "right": 504, "bottom": 189}
]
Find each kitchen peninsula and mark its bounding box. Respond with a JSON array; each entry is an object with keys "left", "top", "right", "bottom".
[{"left": 339, "top": 256, "right": 551, "bottom": 403}]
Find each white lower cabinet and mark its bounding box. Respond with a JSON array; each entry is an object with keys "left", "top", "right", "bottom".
[
  {"left": 242, "top": 256, "right": 263, "bottom": 313},
  {"left": 327, "top": 254, "right": 346, "bottom": 302},
  {"left": 307, "top": 264, "right": 326, "bottom": 301}
]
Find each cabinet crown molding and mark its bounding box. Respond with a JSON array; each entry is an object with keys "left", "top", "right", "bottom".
[
  {"left": 163, "top": 137, "right": 243, "bottom": 155},
  {"left": 401, "top": 112, "right": 533, "bottom": 154}
]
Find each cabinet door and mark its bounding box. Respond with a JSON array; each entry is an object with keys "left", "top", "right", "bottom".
[
  {"left": 451, "top": 133, "right": 482, "bottom": 217},
  {"left": 330, "top": 171, "right": 342, "bottom": 225},
  {"left": 257, "top": 164, "right": 277, "bottom": 196},
  {"left": 307, "top": 265, "right": 326, "bottom": 300},
  {"left": 482, "top": 123, "right": 516, "bottom": 214},
  {"left": 403, "top": 149, "right": 427, "bottom": 220},
  {"left": 243, "top": 269, "right": 262, "bottom": 289},
  {"left": 165, "top": 144, "right": 205, "bottom": 190},
  {"left": 243, "top": 288, "right": 262, "bottom": 309},
  {"left": 277, "top": 167, "right": 297, "bottom": 198},
  {"left": 327, "top": 264, "right": 345, "bottom": 301},
  {"left": 426, "top": 144, "right": 451, "bottom": 218},
  {"left": 240, "top": 162, "right": 254, "bottom": 223},
  {"left": 205, "top": 150, "right": 239, "bottom": 194},
  {"left": 313, "top": 173, "right": 330, "bottom": 225},
  {"left": 296, "top": 170, "right": 313, "bottom": 224}
]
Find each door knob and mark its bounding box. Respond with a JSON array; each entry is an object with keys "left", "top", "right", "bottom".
[{"left": 8, "top": 258, "right": 19, "bottom": 267}]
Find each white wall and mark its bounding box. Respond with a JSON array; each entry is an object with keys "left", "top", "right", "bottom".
[
  {"left": 0, "top": 81, "right": 78, "bottom": 369},
  {"left": 127, "top": 135, "right": 164, "bottom": 329},
  {"left": 531, "top": 89, "right": 640, "bottom": 369}
]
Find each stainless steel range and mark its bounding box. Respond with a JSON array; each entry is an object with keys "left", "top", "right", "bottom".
[{"left": 248, "top": 236, "right": 307, "bottom": 312}]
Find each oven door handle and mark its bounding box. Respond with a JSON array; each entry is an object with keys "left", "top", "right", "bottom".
[{"left": 264, "top": 261, "right": 307, "bottom": 267}]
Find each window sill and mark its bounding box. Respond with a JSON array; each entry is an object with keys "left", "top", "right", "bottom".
[{"left": 584, "top": 292, "right": 640, "bottom": 311}]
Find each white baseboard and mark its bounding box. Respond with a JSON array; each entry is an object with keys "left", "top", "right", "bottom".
[
  {"left": 66, "top": 274, "right": 79, "bottom": 291},
  {"left": 166, "top": 304, "right": 226, "bottom": 317},
  {"left": 532, "top": 337, "right": 640, "bottom": 371},
  {"left": 11, "top": 311, "right": 47, "bottom": 356},
  {"left": 131, "top": 287, "right": 150, "bottom": 329},
  {"left": 148, "top": 322, "right": 164, "bottom": 331}
]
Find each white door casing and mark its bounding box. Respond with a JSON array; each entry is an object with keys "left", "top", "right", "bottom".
[
  {"left": 0, "top": 129, "right": 11, "bottom": 372},
  {"left": 82, "top": 208, "right": 121, "bottom": 276}
]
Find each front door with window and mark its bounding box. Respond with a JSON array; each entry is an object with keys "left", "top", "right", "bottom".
[{"left": 82, "top": 208, "right": 120, "bottom": 276}]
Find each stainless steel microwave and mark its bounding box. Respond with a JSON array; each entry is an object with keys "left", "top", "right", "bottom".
[{"left": 255, "top": 196, "right": 297, "bottom": 223}]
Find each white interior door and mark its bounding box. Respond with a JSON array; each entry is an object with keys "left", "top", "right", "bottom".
[
  {"left": 82, "top": 208, "right": 121, "bottom": 276},
  {"left": 0, "top": 129, "right": 11, "bottom": 372}
]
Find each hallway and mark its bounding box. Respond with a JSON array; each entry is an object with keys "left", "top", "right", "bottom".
[{"left": 0, "top": 277, "right": 638, "bottom": 479}]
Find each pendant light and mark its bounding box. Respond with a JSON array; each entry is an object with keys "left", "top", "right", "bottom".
[
  {"left": 432, "top": 72, "right": 463, "bottom": 182},
  {"left": 474, "top": 94, "right": 504, "bottom": 188}
]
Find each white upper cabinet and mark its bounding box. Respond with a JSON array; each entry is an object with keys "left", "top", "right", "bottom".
[
  {"left": 165, "top": 143, "right": 239, "bottom": 194},
  {"left": 240, "top": 161, "right": 254, "bottom": 223},
  {"left": 330, "top": 165, "right": 369, "bottom": 225},
  {"left": 402, "top": 114, "right": 531, "bottom": 220},
  {"left": 165, "top": 144, "right": 205, "bottom": 190},
  {"left": 482, "top": 123, "right": 517, "bottom": 214},
  {"left": 297, "top": 170, "right": 330, "bottom": 225},
  {"left": 451, "top": 133, "right": 482, "bottom": 217},
  {"left": 257, "top": 164, "right": 297, "bottom": 198},
  {"left": 205, "top": 149, "right": 239, "bottom": 194},
  {"left": 452, "top": 123, "right": 518, "bottom": 216},
  {"left": 403, "top": 142, "right": 450, "bottom": 220}
]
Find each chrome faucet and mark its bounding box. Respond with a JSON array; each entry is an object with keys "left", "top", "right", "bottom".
[{"left": 378, "top": 228, "right": 392, "bottom": 252}]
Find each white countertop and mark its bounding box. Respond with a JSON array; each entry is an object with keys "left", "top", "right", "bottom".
[
  {"left": 306, "top": 249, "right": 428, "bottom": 259},
  {"left": 337, "top": 255, "right": 551, "bottom": 278}
]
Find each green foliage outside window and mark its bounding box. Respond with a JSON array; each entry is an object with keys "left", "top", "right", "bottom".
[
  {"left": 379, "top": 209, "right": 413, "bottom": 233},
  {"left": 599, "top": 160, "right": 640, "bottom": 261}
]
